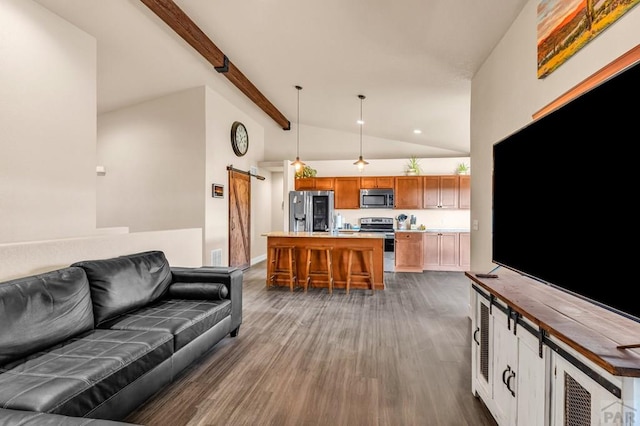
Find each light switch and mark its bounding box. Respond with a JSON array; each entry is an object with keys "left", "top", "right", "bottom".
[{"left": 472, "top": 219, "right": 479, "bottom": 231}]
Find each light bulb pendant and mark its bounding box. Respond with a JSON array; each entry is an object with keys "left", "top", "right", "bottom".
[
  {"left": 354, "top": 94, "right": 368, "bottom": 170},
  {"left": 292, "top": 85, "right": 305, "bottom": 172}
]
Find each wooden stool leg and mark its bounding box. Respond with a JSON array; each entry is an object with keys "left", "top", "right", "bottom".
[
  {"left": 325, "top": 248, "right": 333, "bottom": 294},
  {"left": 267, "top": 247, "right": 275, "bottom": 288},
  {"left": 305, "top": 248, "right": 311, "bottom": 292},
  {"left": 287, "top": 248, "right": 295, "bottom": 292},
  {"left": 346, "top": 249, "right": 353, "bottom": 295},
  {"left": 368, "top": 249, "right": 375, "bottom": 294}
]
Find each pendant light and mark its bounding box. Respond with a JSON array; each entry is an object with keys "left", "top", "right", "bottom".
[
  {"left": 290, "top": 85, "right": 305, "bottom": 171},
  {"left": 354, "top": 94, "right": 369, "bottom": 171}
]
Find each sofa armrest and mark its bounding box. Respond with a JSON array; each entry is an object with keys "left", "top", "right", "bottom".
[{"left": 170, "top": 267, "right": 243, "bottom": 336}]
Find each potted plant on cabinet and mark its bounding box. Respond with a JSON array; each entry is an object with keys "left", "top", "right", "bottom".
[
  {"left": 295, "top": 165, "right": 317, "bottom": 179},
  {"left": 405, "top": 156, "right": 422, "bottom": 176},
  {"left": 456, "top": 162, "right": 470, "bottom": 175}
]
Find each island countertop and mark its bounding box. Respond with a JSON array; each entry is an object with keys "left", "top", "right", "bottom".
[
  {"left": 261, "top": 231, "right": 385, "bottom": 239},
  {"left": 263, "top": 232, "right": 385, "bottom": 291}
]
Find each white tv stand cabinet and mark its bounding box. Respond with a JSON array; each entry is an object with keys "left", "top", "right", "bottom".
[{"left": 467, "top": 268, "right": 640, "bottom": 426}]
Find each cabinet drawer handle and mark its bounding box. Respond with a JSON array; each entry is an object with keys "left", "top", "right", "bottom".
[
  {"left": 506, "top": 371, "right": 516, "bottom": 397},
  {"left": 473, "top": 327, "right": 480, "bottom": 345},
  {"left": 502, "top": 366, "right": 511, "bottom": 386}
]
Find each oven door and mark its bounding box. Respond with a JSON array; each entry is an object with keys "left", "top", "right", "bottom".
[{"left": 383, "top": 233, "right": 395, "bottom": 272}]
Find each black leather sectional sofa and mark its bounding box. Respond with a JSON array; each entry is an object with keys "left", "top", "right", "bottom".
[{"left": 0, "top": 250, "right": 243, "bottom": 425}]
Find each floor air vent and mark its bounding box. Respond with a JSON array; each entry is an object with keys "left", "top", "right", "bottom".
[
  {"left": 210, "top": 249, "right": 223, "bottom": 266},
  {"left": 565, "top": 371, "right": 591, "bottom": 426}
]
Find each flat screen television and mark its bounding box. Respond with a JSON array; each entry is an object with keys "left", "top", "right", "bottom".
[{"left": 492, "top": 59, "right": 640, "bottom": 323}]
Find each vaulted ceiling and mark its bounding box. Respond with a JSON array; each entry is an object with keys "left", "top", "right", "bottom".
[{"left": 35, "top": 0, "right": 528, "bottom": 157}]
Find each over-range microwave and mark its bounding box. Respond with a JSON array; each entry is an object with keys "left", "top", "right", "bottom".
[{"left": 360, "top": 188, "right": 394, "bottom": 209}]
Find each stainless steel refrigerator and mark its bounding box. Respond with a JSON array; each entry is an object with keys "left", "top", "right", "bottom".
[{"left": 289, "top": 190, "right": 335, "bottom": 232}]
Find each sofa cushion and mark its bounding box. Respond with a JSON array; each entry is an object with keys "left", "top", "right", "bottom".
[
  {"left": 100, "top": 299, "right": 231, "bottom": 352},
  {"left": 72, "top": 251, "right": 172, "bottom": 326},
  {"left": 168, "top": 282, "right": 228, "bottom": 300},
  {"left": 0, "top": 329, "right": 173, "bottom": 418},
  {"left": 0, "top": 267, "right": 94, "bottom": 366}
]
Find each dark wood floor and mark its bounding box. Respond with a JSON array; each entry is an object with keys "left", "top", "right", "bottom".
[{"left": 126, "top": 262, "right": 497, "bottom": 426}]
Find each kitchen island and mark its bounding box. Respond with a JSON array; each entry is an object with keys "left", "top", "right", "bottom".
[{"left": 261, "top": 231, "right": 385, "bottom": 291}]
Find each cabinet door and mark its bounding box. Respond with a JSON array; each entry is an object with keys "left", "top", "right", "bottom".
[
  {"left": 439, "top": 232, "right": 458, "bottom": 267},
  {"left": 515, "top": 325, "right": 547, "bottom": 426},
  {"left": 551, "top": 350, "right": 621, "bottom": 426},
  {"left": 360, "top": 177, "right": 378, "bottom": 189},
  {"left": 459, "top": 232, "right": 470, "bottom": 269},
  {"left": 423, "top": 233, "right": 440, "bottom": 268},
  {"left": 334, "top": 177, "right": 360, "bottom": 209},
  {"left": 439, "top": 175, "right": 459, "bottom": 208},
  {"left": 459, "top": 175, "right": 471, "bottom": 209},
  {"left": 492, "top": 309, "right": 518, "bottom": 426},
  {"left": 423, "top": 175, "right": 460, "bottom": 208},
  {"left": 395, "top": 232, "right": 423, "bottom": 272},
  {"left": 361, "top": 176, "right": 395, "bottom": 188},
  {"left": 295, "top": 178, "right": 315, "bottom": 190},
  {"left": 472, "top": 293, "right": 493, "bottom": 402},
  {"left": 423, "top": 176, "right": 440, "bottom": 208},
  {"left": 314, "top": 177, "right": 334, "bottom": 190},
  {"left": 375, "top": 176, "right": 394, "bottom": 188},
  {"left": 394, "top": 176, "right": 423, "bottom": 209}
]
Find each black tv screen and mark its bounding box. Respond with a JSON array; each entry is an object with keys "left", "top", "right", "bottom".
[{"left": 492, "top": 59, "right": 639, "bottom": 323}]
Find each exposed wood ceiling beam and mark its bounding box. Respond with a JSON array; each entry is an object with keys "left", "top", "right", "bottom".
[{"left": 140, "top": 0, "right": 291, "bottom": 130}]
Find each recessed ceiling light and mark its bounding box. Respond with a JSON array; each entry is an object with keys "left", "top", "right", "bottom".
[{"left": 413, "top": 129, "right": 422, "bottom": 134}]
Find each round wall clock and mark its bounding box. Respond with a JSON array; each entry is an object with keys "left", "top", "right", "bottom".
[{"left": 230, "top": 121, "right": 249, "bottom": 157}]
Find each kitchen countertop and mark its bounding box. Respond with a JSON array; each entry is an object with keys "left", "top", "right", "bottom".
[
  {"left": 395, "top": 228, "right": 471, "bottom": 233},
  {"left": 261, "top": 231, "right": 385, "bottom": 239}
]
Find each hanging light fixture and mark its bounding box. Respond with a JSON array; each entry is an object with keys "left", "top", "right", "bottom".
[
  {"left": 354, "top": 94, "right": 369, "bottom": 171},
  {"left": 290, "top": 85, "right": 305, "bottom": 171}
]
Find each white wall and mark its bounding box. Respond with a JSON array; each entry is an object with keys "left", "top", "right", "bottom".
[
  {"left": 470, "top": 2, "right": 640, "bottom": 272},
  {"left": 0, "top": 228, "right": 202, "bottom": 281},
  {"left": 0, "top": 0, "right": 97, "bottom": 243},
  {"left": 97, "top": 87, "right": 206, "bottom": 233},
  {"left": 204, "top": 86, "right": 270, "bottom": 266},
  {"left": 263, "top": 122, "right": 467, "bottom": 163}
]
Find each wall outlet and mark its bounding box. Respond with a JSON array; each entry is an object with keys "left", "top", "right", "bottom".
[{"left": 472, "top": 219, "right": 479, "bottom": 231}]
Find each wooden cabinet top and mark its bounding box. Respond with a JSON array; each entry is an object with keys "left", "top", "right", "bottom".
[{"left": 466, "top": 268, "right": 640, "bottom": 377}]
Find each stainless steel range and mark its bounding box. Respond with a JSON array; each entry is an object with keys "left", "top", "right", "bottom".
[{"left": 359, "top": 217, "right": 395, "bottom": 272}]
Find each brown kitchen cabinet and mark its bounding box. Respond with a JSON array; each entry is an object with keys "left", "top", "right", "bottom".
[
  {"left": 294, "top": 177, "right": 334, "bottom": 191},
  {"left": 360, "top": 176, "right": 394, "bottom": 189},
  {"left": 423, "top": 175, "right": 459, "bottom": 209},
  {"left": 394, "top": 176, "right": 423, "bottom": 209},
  {"left": 395, "top": 231, "right": 424, "bottom": 272},
  {"left": 334, "top": 177, "right": 361, "bottom": 209},
  {"left": 458, "top": 175, "right": 470, "bottom": 209},
  {"left": 423, "top": 232, "right": 459, "bottom": 271}
]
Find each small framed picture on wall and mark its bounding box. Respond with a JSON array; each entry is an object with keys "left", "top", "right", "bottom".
[{"left": 212, "top": 184, "right": 224, "bottom": 198}]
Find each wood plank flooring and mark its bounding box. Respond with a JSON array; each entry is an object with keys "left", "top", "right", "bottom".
[{"left": 126, "top": 262, "right": 497, "bottom": 426}]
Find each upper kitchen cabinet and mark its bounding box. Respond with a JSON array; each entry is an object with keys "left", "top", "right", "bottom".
[
  {"left": 360, "top": 176, "right": 394, "bottom": 189},
  {"left": 394, "top": 176, "right": 423, "bottom": 209},
  {"left": 334, "top": 177, "right": 361, "bottom": 209},
  {"left": 423, "top": 175, "right": 459, "bottom": 209},
  {"left": 294, "top": 177, "right": 335, "bottom": 191},
  {"left": 458, "top": 175, "right": 470, "bottom": 209}
]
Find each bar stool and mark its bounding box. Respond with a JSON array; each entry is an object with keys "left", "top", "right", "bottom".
[
  {"left": 267, "top": 245, "right": 298, "bottom": 291},
  {"left": 346, "top": 247, "right": 375, "bottom": 295},
  {"left": 304, "top": 245, "right": 334, "bottom": 294}
]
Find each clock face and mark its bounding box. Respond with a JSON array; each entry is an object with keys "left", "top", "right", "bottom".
[{"left": 231, "top": 121, "right": 249, "bottom": 156}]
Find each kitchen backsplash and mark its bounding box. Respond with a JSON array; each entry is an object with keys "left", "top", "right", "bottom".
[{"left": 335, "top": 208, "right": 470, "bottom": 230}]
